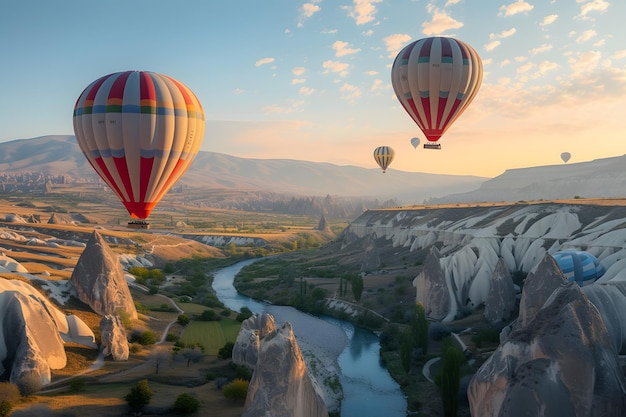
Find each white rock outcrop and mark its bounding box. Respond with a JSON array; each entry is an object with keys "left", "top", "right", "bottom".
[
  {"left": 234, "top": 313, "right": 329, "bottom": 417},
  {"left": 70, "top": 231, "right": 137, "bottom": 320}
]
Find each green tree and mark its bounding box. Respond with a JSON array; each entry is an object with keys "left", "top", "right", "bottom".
[
  {"left": 412, "top": 303, "right": 429, "bottom": 355},
  {"left": 351, "top": 274, "right": 364, "bottom": 301},
  {"left": 125, "top": 379, "right": 153, "bottom": 412},
  {"left": 177, "top": 314, "right": 190, "bottom": 326},
  {"left": 435, "top": 340, "right": 466, "bottom": 417},
  {"left": 223, "top": 378, "right": 249, "bottom": 402},
  {"left": 218, "top": 341, "right": 234, "bottom": 359},
  {"left": 173, "top": 392, "right": 200, "bottom": 414},
  {"left": 400, "top": 329, "right": 413, "bottom": 374}
]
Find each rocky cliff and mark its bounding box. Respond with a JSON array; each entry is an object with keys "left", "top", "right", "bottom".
[
  {"left": 0, "top": 279, "right": 95, "bottom": 393},
  {"left": 70, "top": 231, "right": 137, "bottom": 320},
  {"left": 233, "top": 313, "right": 329, "bottom": 417},
  {"left": 342, "top": 203, "right": 626, "bottom": 321}
]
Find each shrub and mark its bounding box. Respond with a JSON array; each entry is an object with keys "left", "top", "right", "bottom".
[
  {"left": 236, "top": 307, "right": 253, "bottom": 322},
  {"left": 69, "top": 378, "right": 86, "bottom": 392},
  {"left": 0, "top": 382, "right": 19, "bottom": 417},
  {"left": 177, "top": 314, "right": 190, "bottom": 326},
  {"left": 173, "top": 392, "right": 200, "bottom": 415},
  {"left": 125, "top": 379, "right": 152, "bottom": 411},
  {"left": 223, "top": 378, "right": 249, "bottom": 402},
  {"left": 129, "top": 343, "right": 143, "bottom": 354},
  {"left": 139, "top": 331, "right": 157, "bottom": 345},
  {"left": 218, "top": 342, "right": 234, "bottom": 360}
]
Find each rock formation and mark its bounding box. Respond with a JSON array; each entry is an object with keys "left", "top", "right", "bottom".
[
  {"left": 468, "top": 282, "right": 626, "bottom": 416},
  {"left": 483, "top": 257, "right": 516, "bottom": 325},
  {"left": 100, "top": 315, "right": 129, "bottom": 361},
  {"left": 233, "top": 314, "right": 329, "bottom": 417},
  {"left": 70, "top": 231, "right": 137, "bottom": 320},
  {"left": 581, "top": 281, "right": 626, "bottom": 354},
  {"left": 360, "top": 234, "right": 380, "bottom": 272},
  {"left": 317, "top": 216, "right": 331, "bottom": 233},
  {"left": 413, "top": 247, "right": 450, "bottom": 321},
  {"left": 232, "top": 313, "right": 276, "bottom": 369}
]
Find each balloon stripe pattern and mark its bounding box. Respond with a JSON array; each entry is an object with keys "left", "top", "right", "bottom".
[
  {"left": 373, "top": 146, "right": 395, "bottom": 173},
  {"left": 391, "top": 37, "right": 482, "bottom": 143},
  {"left": 552, "top": 250, "right": 606, "bottom": 287},
  {"left": 73, "top": 71, "right": 204, "bottom": 219}
]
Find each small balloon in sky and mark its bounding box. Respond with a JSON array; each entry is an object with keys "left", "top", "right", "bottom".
[
  {"left": 373, "top": 146, "right": 395, "bottom": 173},
  {"left": 391, "top": 37, "right": 483, "bottom": 150},
  {"left": 73, "top": 70, "right": 205, "bottom": 220},
  {"left": 561, "top": 152, "right": 571, "bottom": 163},
  {"left": 410, "top": 137, "right": 420, "bottom": 149}
]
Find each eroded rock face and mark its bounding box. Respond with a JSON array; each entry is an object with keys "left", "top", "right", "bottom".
[
  {"left": 70, "top": 231, "right": 137, "bottom": 319},
  {"left": 100, "top": 315, "right": 129, "bottom": 361},
  {"left": 232, "top": 313, "right": 276, "bottom": 369},
  {"left": 413, "top": 247, "right": 450, "bottom": 320},
  {"left": 515, "top": 253, "right": 567, "bottom": 330},
  {"left": 2, "top": 291, "right": 66, "bottom": 394},
  {"left": 235, "top": 316, "right": 328, "bottom": 417},
  {"left": 483, "top": 258, "right": 516, "bottom": 325},
  {"left": 468, "top": 283, "right": 626, "bottom": 417}
]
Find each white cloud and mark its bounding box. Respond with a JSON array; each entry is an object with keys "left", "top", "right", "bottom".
[
  {"left": 568, "top": 50, "right": 602, "bottom": 77},
  {"left": 517, "top": 62, "right": 535, "bottom": 74},
  {"left": 298, "top": 2, "right": 321, "bottom": 27},
  {"left": 540, "top": 14, "right": 558, "bottom": 26},
  {"left": 501, "top": 59, "right": 511, "bottom": 66},
  {"left": 532, "top": 61, "right": 560, "bottom": 78},
  {"left": 613, "top": 50, "right": 626, "bottom": 60},
  {"left": 362, "top": 29, "right": 374, "bottom": 36},
  {"left": 445, "top": 0, "right": 462, "bottom": 5},
  {"left": 484, "top": 40, "right": 501, "bottom": 51},
  {"left": 322, "top": 60, "right": 350, "bottom": 77},
  {"left": 255, "top": 57, "right": 275, "bottom": 67},
  {"left": 292, "top": 78, "right": 306, "bottom": 85},
  {"left": 383, "top": 33, "right": 412, "bottom": 58},
  {"left": 321, "top": 28, "right": 338, "bottom": 34},
  {"left": 370, "top": 79, "right": 383, "bottom": 92},
  {"left": 299, "top": 86, "right": 315, "bottom": 96},
  {"left": 292, "top": 67, "right": 306, "bottom": 76},
  {"left": 343, "top": 0, "right": 382, "bottom": 25},
  {"left": 365, "top": 70, "right": 379, "bottom": 75},
  {"left": 339, "top": 83, "right": 362, "bottom": 99},
  {"left": 514, "top": 56, "right": 527, "bottom": 62},
  {"left": 233, "top": 88, "right": 245, "bottom": 95},
  {"left": 576, "top": 29, "right": 597, "bottom": 43},
  {"left": 422, "top": 6, "right": 463, "bottom": 35},
  {"left": 333, "top": 40, "right": 361, "bottom": 57},
  {"left": 498, "top": 1, "right": 534, "bottom": 17},
  {"left": 530, "top": 44, "right": 553, "bottom": 54},
  {"left": 489, "top": 28, "right": 517, "bottom": 39},
  {"left": 575, "top": 0, "right": 610, "bottom": 19}
]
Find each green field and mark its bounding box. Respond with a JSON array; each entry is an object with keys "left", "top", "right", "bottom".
[{"left": 181, "top": 319, "right": 241, "bottom": 355}]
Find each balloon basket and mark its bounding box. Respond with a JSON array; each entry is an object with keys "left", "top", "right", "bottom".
[
  {"left": 423, "top": 143, "right": 441, "bottom": 150},
  {"left": 127, "top": 220, "right": 150, "bottom": 230}
]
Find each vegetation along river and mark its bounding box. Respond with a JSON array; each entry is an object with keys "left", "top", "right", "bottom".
[{"left": 212, "top": 258, "right": 408, "bottom": 417}]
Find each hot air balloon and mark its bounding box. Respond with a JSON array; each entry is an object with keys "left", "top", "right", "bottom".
[
  {"left": 73, "top": 71, "right": 205, "bottom": 221},
  {"left": 410, "top": 137, "right": 420, "bottom": 149},
  {"left": 552, "top": 250, "right": 605, "bottom": 287},
  {"left": 373, "top": 146, "right": 395, "bottom": 173},
  {"left": 391, "top": 37, "right": 482, "bottom": 150},
  {"left": 561, "top": 152, "right": 571, "bottom": 163}
]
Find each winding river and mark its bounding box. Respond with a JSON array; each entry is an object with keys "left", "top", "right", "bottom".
[{"left": 212, "top": 258, "right": 407, "bottom": 417}]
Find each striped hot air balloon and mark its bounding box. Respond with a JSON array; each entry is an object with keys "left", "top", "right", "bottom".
[
  {"left": 391, "top": 37, "right": 482, "bottom": 149},
  {"left": 73, "top": 71, "right": 205, "bottom": 219},
  {"left": 373, "top": 146, "right": 395, "bottom": 173},
  {"left": 552, "top": 250, "right": 605, "bottom": 287}
]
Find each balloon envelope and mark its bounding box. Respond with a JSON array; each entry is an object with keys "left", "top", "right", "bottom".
[
  {"left": 411, "top": 137, "right": 420, "bottom": 149},
  {"left": 391, "top": 37, "right": 482, "bottom": 144},
  {"left": 561, "top": 152, "right": 571, "bottom": 163},
  {"left": 373, "top": 146, "right": 395, "bottom": 173},
  {"left": 552, "top": 250, "right": 605, "bottom": 287},
  {"left": 73, "top": 71, "right": 205, "bottom": 219}
]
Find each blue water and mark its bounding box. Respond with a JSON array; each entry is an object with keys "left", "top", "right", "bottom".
[{"left": 212, "top": 258, "right": 407, "bottom": 417}]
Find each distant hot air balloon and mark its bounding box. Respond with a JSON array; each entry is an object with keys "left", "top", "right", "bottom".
[
  {"left": 410, "top": 137, "right": 421, "bottom": 149},
  {"left": 552, "top": 250, "right": 605, "bottom": 287},
  {"left": 561, "top": 152, "right": 571, "bottom": 163},
  {"left": 391, "top": 37, "right": 482, "bottom": 150},
  {"left": 73, "top": 71, "right": 205, "bottom": 220},
  {"left": 373, "top": 146, "right": 395, "bottom": 173}
]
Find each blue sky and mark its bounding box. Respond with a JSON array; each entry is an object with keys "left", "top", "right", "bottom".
[{"left": 1, "top": 0, "right": 625, "bottom": 177}]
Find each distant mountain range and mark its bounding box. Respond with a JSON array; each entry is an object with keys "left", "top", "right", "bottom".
[
  {"left": 2, "top": 135, "right": 625, "bottom": 204},
  {"left": 0, "top": 136, "right": 485, "bottom": 204}
]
